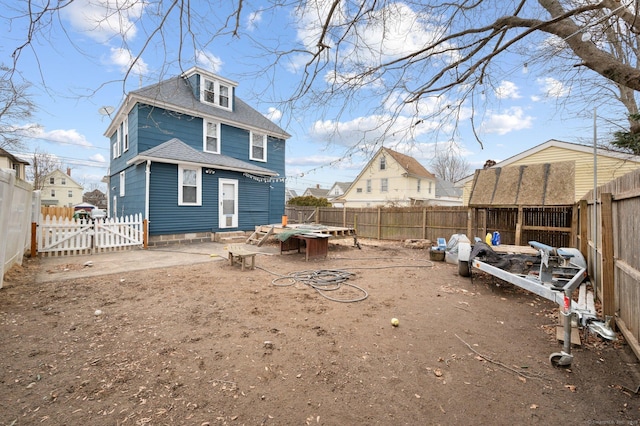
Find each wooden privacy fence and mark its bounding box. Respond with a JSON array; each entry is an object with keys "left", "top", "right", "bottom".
[
  {"left": 284, "top": 205, "right": 573, "bottom": 245},
  {"left": 36, "top": 213, "right": 146, "bottom": 256},
  {"left": 580, "top": 168, "right": 640, "bottom": 361},
  {"left": 41, "top": 206, "right": 74, "bottom": 219}
]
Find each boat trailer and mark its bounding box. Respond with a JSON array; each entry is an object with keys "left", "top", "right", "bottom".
[{"left": 457, "top": 239, "right": 616, "bottom": 368}]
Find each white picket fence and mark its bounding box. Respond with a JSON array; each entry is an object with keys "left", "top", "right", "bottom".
[{"left": 38, "top": 213, "right": 144, "bottom": 256}]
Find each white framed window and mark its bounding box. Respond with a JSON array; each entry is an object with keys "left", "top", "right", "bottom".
[
  {"left": 250, "top": 132, "right": 267, "bottom": 162},
  {"left": 119, "top": 171, "right": 126, "bottom": 197},
  {"left": 178, "top": 165, "right": 202, "bottom": 206},
  {"left": 68, "top": 190, "right": 73, "bottom": 198},
  {"left": 113, "top": 128, "right": 121, "bottom": 159},
  {"left": 61, "top": 177, "right": 66, "bottom": 185},
  {"left": 123, "top": 116, "right": 129, "bottom": 152},
  {"left": 204, "top": 120, "right": 220, "bottom": 153},
  {"left": 49, "top": 177, "right": 55, "bottom": 184},
  {"left": 381, "top": 178, "right": 388, "bottom": 192},
  {"left": 366, "top": 179, "right": 371, "bottom": 193},
  {"left": 429, "top": 181, "right": 433, "bottom": 194},
  {"left": 201, "top": 77, "right": 232, "bottom": 110},
  {"left": 356, "top": 188, "right": 362, "bottom": 193},
  {"left": 380, "top": 156, "right": 386, "bottom": 170},
  {"left": 50, "top": 189, "right": 55, "bottom": 197},
  {"left": 417, "top": 179, "right": 421, "bottom": 193}
]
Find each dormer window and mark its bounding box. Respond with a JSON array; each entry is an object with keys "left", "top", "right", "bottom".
[{"left": 202, "top": 77, "right": 232, "bottom": 110}]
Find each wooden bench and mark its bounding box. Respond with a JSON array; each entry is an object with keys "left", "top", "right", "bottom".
[{"left": 226, "top": 244, "right": 259, "bottom": 271}]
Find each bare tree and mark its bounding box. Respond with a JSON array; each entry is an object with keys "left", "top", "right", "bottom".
[
  {"left": 4, "top": 0, "right": 640, "bottom": 147},
  {"left": 429, "top": 148, "right": 472, "bottom": 183},
  {"left": 27, "top": 148, "right": 63, "bottom": 191},
  {"left": 0, "top": 64, "right": 37, "bottom": 150}
]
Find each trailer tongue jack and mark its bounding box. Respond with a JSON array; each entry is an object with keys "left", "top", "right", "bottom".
[{"left": 458, "top": 239, "right": 616, "bottom": 368}]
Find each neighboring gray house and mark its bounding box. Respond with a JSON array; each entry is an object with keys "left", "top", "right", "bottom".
[{"left": 302, "top": 185, "right": 330, "bottom": 199}]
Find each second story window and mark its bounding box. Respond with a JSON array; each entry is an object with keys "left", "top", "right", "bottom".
[
  {"left": 381, "top": 178, "right": 388, "bottom": 192},
  {"left": 49, "top": 177, "right": 55, "bottom": 184},
  {"left": 61, "top": 177, "right": 66, "bottom": 185},
  {"left": 417, "top": 179, "right": 421, "bottom": 193},
  {"left": 250, "top": 132, "right": 267, "bottom": 162},
  {"left": 68, "top": 190, "right": 73, "bottom": 198},
  {"left": 202, "top": 77, "right": 232, "bottom": 110},
  {"left": 204, "top": 120, "right": 220, "bottom": 153},
  {"left": 123, "top": 116, "right": 129, "bottom": 152},
  {"left": 50, "top": 189, "right": 55, "bottom": 197}
]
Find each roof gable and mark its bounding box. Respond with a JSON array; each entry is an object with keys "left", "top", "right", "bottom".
[{"left": 384, "top": 148, "right": 436, "bottom": 179}]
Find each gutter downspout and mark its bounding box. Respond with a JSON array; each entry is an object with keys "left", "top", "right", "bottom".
[{"left": 145, "top": 160, "right": 151, "bottom": 220}]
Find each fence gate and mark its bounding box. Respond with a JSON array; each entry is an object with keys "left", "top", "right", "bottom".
[{"left": 38, "top": 213, "right": 144, "bottom": 256}]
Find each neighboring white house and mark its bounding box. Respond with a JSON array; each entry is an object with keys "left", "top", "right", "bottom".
[
  {"left": 0, "top": 148, "right": 29, "bottom": 181},
  {"left": 335, "top": 147, "right": 461, "bottom": 207},
  {"left": 40, "top": 168, "right": 84, "bottom": 207}
]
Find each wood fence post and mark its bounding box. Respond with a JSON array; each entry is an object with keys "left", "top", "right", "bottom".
[
  {"left": 377, "top": 207, "right": 381, "bottom": 240},
  {"left": 31, "top": 222, "right": 37, "bottom": 258},
  {"left": 143, "top": 219, "right": 149, "bottom": 249},
  {"left": 422, "top": 207, "right": 427, "bottom": 240},
  {"left": 343, "top": 206, "right": 346, "bottom": 228},
  {"left": 578, "top": 200, "right": 588, "bottom": 257},
  {"left": 515, "top": 206, "right": 523, "bottom": 246},
  {"left": 600, "top": 192, "right": 615, "bottom": 322},
  {"left": 467, "top": 208, "right": 473, "bottom": 240}
]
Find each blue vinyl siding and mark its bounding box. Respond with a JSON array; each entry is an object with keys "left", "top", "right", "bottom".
[
  {"left": 147, "top": 164, "right": 272, "bottom": 235},
  {"left": 137, "top": 104, "right": 202, "bottom": 152},
  {"left": 112, "top": 164, "right": 146, "bottom": 218}
]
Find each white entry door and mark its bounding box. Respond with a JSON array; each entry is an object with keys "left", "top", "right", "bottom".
[{"left": 219, "top": 179, "right": 238, "bottom": 228}]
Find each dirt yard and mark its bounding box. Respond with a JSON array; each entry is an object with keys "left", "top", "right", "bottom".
[{"left": 1, "top": 239, "right": 639, "bottom": 425}]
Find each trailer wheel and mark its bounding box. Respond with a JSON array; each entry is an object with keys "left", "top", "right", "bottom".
[
  {"left": 458, "top": 260, "right": 470, "bottom": 277},
  {"left": 549, "top": 352, "right": 572, "bottom": 368}
]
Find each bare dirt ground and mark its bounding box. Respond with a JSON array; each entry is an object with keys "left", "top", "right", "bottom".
[{"left": 1, "top": 238, "right": 640, "bottom": 425}]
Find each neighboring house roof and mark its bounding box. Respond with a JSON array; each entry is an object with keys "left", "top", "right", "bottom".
[
  {"left": 330, "top": 182, "right": 352, "bottom": 193},
  {"left": 384, "top": 148, "right": 436, "bottom": 179},
  {"left": 0, "top": 148, "right": 29, "bottom": 165},
  {"left": 105, "top": 68, "right": 290, "bottom": 140},
  {"left": 435, "top": 178, "right": 463, "bottom": 198},
  {"left": 44, "top": 169, "right": 84, "bottom": 188},
  {"left": 304, "top": 187, "right": 330, "bottom": 198},
  {"left": 127, "top": 138, "right": 279, "bottom": 176}
]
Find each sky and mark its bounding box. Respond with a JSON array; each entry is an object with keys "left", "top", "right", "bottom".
[{"left": 0, "top": 0, "right": 625, "bottom": 196}]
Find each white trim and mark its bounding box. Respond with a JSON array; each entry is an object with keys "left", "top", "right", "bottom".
[
  {"left": 127, "top": 155, "right": 278, "bottom": 176},
  {"left": 119, "top": 171, "right": 126, "bottom": 197},
  {"left": 178, "top": 165, "right": 202, "bottom": 206},
  {"left": 123, "top": 116, "right": 129, "bottom": 152},
  {"left": 218, "top": 178, "right": 238, "bottom": 228},
  {"left": 250, "top": 131, "right": 267, "bottom": 162},
  {"left": 200, "top": 76, "right": 233, "bottom": 111},
  {"left": 203, "top": 119, "right": 221, "bottom": 153}
]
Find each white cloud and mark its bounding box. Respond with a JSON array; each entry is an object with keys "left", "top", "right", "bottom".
[
  {"left": 27, "top": 127, "right": 94, "bottom": 148},
  {"left": 195, "top": 50, "right": 223, "bottom": 73},
  {"left": 246, "top": 10, "right": 263, "bottom": 31},
  {"left": 537, "top": 77, "right": 570, "bottom": 98},
  {"left": 62, "top": 0, "right": 144, "bottom": 43},
  {"left": 109, "top": 47, "right": 149, "bottom": 75},
  {"left": 90, "top": 153, "right": 106, "bottom": 163},
  {"left": 495, "top": 81, "right": 521, "bottom": 99},
  {"left": 481, "top": 107, "right": 533, "bottom": 135},
  {"left": 265, "top": 107, "right": 282, "bottom": 121}
]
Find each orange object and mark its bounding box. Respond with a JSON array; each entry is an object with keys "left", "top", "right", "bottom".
[{"left": 282, "top": 215, "right": 288, "bottom": 227}]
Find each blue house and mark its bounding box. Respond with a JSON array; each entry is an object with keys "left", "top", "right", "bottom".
[{"left": 104, "top": 67, "right": 290, "bottom": 243}]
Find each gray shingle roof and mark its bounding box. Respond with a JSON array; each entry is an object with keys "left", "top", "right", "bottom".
[
  {"left": 129, "top": 72, "right": 290, "bottom": 139},
  {"left": 129, "top": 138, "right": 278, "bottom": 176}
]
